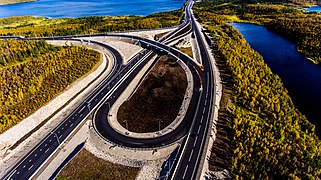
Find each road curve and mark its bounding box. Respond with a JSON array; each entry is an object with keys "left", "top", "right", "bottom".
[{"left": 1, "top": 39, "right": 123, "bottom": 180}]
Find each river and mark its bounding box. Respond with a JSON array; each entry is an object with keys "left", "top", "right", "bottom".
[
  {"left": 230, "top": 22, "right": 321, "bottom": 136},
  {"left": 0, "top": 0, "right": 185, "bottom": 18}
]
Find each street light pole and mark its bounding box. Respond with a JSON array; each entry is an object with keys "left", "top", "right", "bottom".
[
  {"left": 159, "top": 120, "right": 163, "bottom": 132},
  {"left": 123, "top": 120, "right": 128, "bottom": 130},
  {"left": 51, "top": 132, "right": 60, "bottom": 145}
]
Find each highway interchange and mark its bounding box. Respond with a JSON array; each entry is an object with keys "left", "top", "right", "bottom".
[{"left": 1, "top": 0, "right": 218, "bottom": 179}]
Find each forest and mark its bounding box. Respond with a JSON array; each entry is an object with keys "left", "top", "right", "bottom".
[
  {"left": 0, "top": 9, "right": 184, "bottom": 133},
  {"left": 0, "top": 8, "right": 183, "bottom": 37},
  {"left": 0, "top": 40, "right": 100, "bottom": 133},
  {"left": 195, "top": 2, "right": 321, "bottom": 179},
  {"left": 195, "top": 1, "right": 321, "bottom": 65}
]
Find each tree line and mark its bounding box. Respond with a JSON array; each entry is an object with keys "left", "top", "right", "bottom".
[
  {"left": 195, "top": 3, "right": 321, "bottom": 179},
  {"left": 0, "top": 40, "right": 100, "bottom": 133},
  {"left": 195, "top": 1, "right": 321, "bottom": 65},
  {"left": 0, "top": 9, "right": 184, "bottom": 37}
]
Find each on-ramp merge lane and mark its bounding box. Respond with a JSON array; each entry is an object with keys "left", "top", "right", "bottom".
[
  {"left": 2, "top": 5, "right": 194, "bottom": 177},
  {"left": 170, "top": 0, "right": 216, "bottom": 179},
  {"left": 2, "top": 1, "right": 199, "bottom": 178}
]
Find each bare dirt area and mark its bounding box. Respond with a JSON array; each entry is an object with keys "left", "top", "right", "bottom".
[
  {"left": 117, "top": 55, "right": 187, "bottom": 133},
  {"left": 57, "top": 149, "right": 140, "bottom": 180}
]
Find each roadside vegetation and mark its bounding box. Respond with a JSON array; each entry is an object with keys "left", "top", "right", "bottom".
[
  {"left": 0, "top": 8, "right": 183, "bottom": 37},
  {"left": 57, "top": 149, "right": 140, "bottom": 180},
  {"left": 195, "top": 1, "right": 321, "bottom": 65},
  {"left": 117, "top": 55, "right": 187, "bottom": 133},
  {"left": 0, "top": 8, "right": 185, "bottom": 134},
  {"left": 0, "top": 39, "right": 100, "bottom": 133},
  {"left": 195, "top": 1, "right": 321, "bottom": 179}
]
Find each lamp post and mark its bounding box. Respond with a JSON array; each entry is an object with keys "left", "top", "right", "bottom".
[
  {"left": 50, "top": 132, "right": 60, "bottom": 145},
  {"left": 159, "top": 120, "right": 163, "bottom": 132},
  {"left": 123, "top": 120, "right": 128, "bottom": 130}
]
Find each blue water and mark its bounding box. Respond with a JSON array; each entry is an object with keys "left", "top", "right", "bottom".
[
  {"left": 306, "top": 6, "right": 321, "bottom": 12},
  {"left": 230, "top": 22, "right": 321, "bottom": 135},
  {"left": 0, "top": 0, "right": 185, "bottom": 18}
]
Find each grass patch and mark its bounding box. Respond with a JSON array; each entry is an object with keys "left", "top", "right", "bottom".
[
  {"left": 180, "top": 47, "right": 193, "bottom": 58},
  {"left": 57, "top": 149, "right": 140, "bottom": 180}
]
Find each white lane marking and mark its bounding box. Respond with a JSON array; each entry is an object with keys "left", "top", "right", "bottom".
[
  {"left": 35, "top": 154, "right": 37, "bottom": 157},
  {"left": 66, "top": 123, "right": 68, "bottom": 126},
  {"left": 6, "top": 170, "right": 17, "bottom": 180},
  {"left": 182, "top": 165, "right": 189, "bottom": 179},
  {"left": 202, "top": 107, "right": 205, "bottom": 114},
  {"left": 193, "top": 137, "right": 198, "bottom": 147},
  {"left": 23, "top": 165, "right": 26, "bottom": 168},
  {"left": 49, "top": 139, "right": 52, "bottom": 142},
  {"left": 80, "top": 113, "right": 83, "bottom": 117},
  {"left": 189, "top": 149, "right": 194, "bottom": 162},
  {"left": 200, "top": 115, "right": 204, "bottom": 124},
  {"left": 28, "top": 165, "right": 34, "bottom": 171},
  {"left": 78, "top": 106, "right": 85, "bottom": 113},
  {"left": 40, "top": 149, "right": 42, "bottom": 152},
  {"left": 70, "top": 123, "right": 74, "bottom": 127},
  {"left": 62, "top": 127, "right": 64, "bottom": 130},
  {"left": 45, "top": 144, "right": 48, "bottom": 147},
  {"left": 206, "top": 91, "right": 208, "bottom": 99},
  {"left": 59, "top": 135, "right": 62, "bottom": 139},
  {"left": 45, "top": 148, "right": 50, "bottom": 153},
  {"left": 16, "top": 171, "right": 20, "bottom": 175},
  {"left": 205, "top": 99, "right": 207, "bottom": 106},
  {"left": 197, "top": 125, "right": 201, "bottom": 134},
  {"left": 57, "top": 131, "right": 60, "bottom": 134},
  {"left": 29, "top": 159, "right": 31, "bottom": 162}
]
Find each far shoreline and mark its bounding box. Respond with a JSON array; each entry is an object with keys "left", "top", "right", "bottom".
[{"left": 0, "top": 0, "right": 36, "bottom": 6}]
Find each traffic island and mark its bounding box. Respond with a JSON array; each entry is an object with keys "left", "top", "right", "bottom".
[{"left": 117, "top": 55, "right": 188, "bottom": 133}]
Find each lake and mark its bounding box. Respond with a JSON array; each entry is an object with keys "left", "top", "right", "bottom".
[
  {"left": 306, "top": 6, "right": 321, "bottom": 12},
  {"left": 230, "top": 22, "right": 321, "bottom": 136},
  {"left": 0, "top": 0, "right": 185, "bottom": 18}
]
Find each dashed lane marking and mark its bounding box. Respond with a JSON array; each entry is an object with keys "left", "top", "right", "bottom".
[
  {"left": 189, "top": 149, "right": 194, "bottom": 162},
  {"left": 182, "top": 165, "right": 189, "bottom": 179},
  {"left": 193, "top": 137, "right": 198, "bottom": 147},
  {"left": 197, "top": 125, "right": 201, "bottom": 134},
  {"left": 28, "top": 165, "right": 34, "bottom": 171}
]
